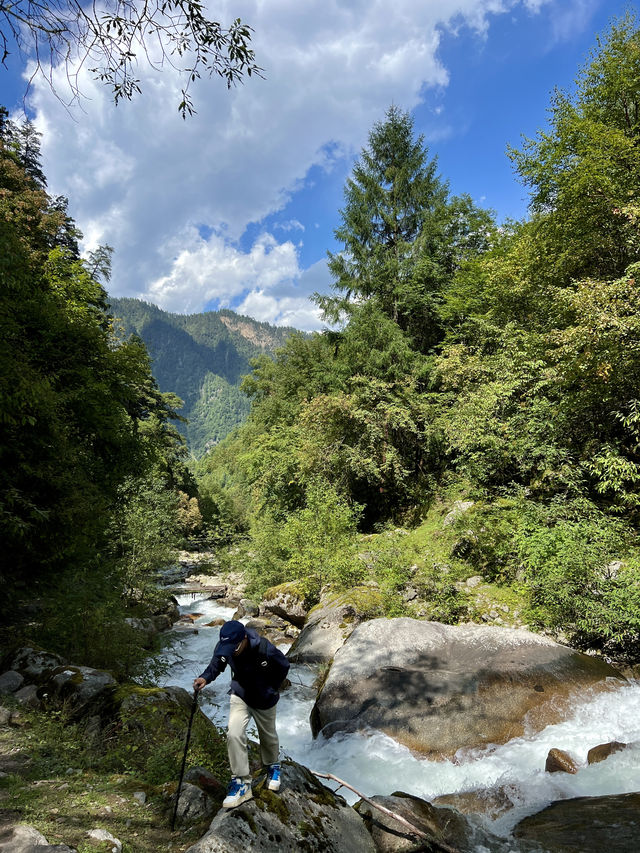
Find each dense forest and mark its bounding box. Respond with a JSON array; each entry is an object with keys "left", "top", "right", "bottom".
[
  {"left": 109, "top": 297, "right": 295, "bottom": 456},
  {"left": 2, "top": 13, "right": 640, "bottom": 675},
  {"left": 197, "top": 14, "right": 640, "bottom": 661}
]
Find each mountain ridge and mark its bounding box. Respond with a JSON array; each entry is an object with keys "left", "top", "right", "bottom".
[{"left": 108, "top": 297, "right": 299, "bottom": 455}]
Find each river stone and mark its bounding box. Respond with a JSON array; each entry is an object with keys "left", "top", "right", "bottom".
[
  {"left": 513, "top": 791, "right": 640, "bottom": 851},
  {"left": 287, "top": 587, "right": 385, "bottom": 664},
  {"left": 260, "top": 582, "right": 307, "bottom": 627},
  {"left": 356, "top": 791, "right": 520, "bottom": 853},
  {"left": 183, "top": 761, "right": 376, "bottom": 853},
  {"left": 0, "top": 671, "right": 24, "bottom": 694},
  {"left": 545, "top": 748, "right": 579, "bottom": 774},
  {"left": 311, "top": 618, "right": 623, "bottom": 757},
  {"left": 587, "top": 740, "right": 627, "bottom": 764}
]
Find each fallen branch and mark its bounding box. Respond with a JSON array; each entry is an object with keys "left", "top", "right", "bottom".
[{"left": 309, "top": 770, "right": 461, "bottom": 853}]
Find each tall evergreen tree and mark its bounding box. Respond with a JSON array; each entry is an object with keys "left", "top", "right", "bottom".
[{"left": 321, "top": 106, "right": 493, "bottom": 353}]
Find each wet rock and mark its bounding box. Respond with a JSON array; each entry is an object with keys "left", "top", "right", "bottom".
[
  {"left": 172, "top": 782, "right": 216, "bottom": 825},
  {"left": 513, "top": 791, "right": 640, "bottom": 851},
  {"left": 287, "top": 587, "right": 385, "bottom": 664},
  {"left": 0, "top": 671, "right": 24, "bottom": 694},
  {"left": 184, "top": 760, "right": 376, "bottom": 853},
  {"left": 546, "top": 748, "right": 579, "bottom": 774},
  {"left": 432, "top": 786, "right": 515, "bottom": 819},
  {"left": 356, "top": 791, "right": 516, "bottom": 853},
  {"left": 311, "top": 618, "right": 624, "bottom": 757},
  {"left": 587, "top": 740, "right": 627, "bottom": 764},
  {"left": 260, "top": 582, "right": 308, "bottom": 627}
]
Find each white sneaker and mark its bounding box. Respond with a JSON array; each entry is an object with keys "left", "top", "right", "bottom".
[
  {"left": 266, "top": 763, "right": 281, "bottom": 792},
  {"left": 222, "top": 778, "right": 253, "bottom": 808}
]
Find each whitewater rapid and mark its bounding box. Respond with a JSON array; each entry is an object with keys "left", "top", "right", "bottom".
[{"left": 157, "top": 593, "right": 640, "bottom": 839}]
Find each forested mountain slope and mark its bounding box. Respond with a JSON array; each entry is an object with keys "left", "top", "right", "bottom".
[{"left": 109, "top": 297, "right": 297, "bottom": 456}]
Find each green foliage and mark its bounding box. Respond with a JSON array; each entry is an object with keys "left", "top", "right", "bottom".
[
  {"left": 516, "top": 498, "right": 640, "bottom": 656},
  {"left": 245, "top": 480, "right": 364, "bottom": 602}
]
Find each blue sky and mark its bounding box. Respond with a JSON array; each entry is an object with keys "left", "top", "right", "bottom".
[{"left": 0, "top": 0, "right": 633, "bottom": 329}]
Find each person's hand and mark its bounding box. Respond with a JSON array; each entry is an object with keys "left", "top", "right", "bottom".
[{"left": 193, "top": 677, "right": 206, "bottom": 692}]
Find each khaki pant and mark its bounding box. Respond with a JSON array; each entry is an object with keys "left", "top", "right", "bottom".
[{"left": 227, "top": 694, "right": 280, "bottom": 782}]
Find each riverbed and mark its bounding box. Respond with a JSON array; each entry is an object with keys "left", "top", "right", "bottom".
[{"left": 157, "top": 593, "right": 640, "bottom": 840}]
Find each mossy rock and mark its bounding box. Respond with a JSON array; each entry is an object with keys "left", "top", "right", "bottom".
[
  {"left": 288, "top": 587, "right": 384, "bottom": 664},
  {"left": 108, "top": 685, "right": 228, "bottom": 786}
]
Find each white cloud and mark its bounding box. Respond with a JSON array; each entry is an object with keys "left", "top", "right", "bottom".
[{"left": 26, "top": 0, "right": 552, "bottom": 330}]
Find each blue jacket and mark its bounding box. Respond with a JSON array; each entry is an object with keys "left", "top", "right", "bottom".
[{"left": 199, "top": 627, "right": 290, "bottom": 710}]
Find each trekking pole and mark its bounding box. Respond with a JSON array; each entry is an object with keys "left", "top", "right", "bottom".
[{"left": 171, "top": 687, "right": 199, "bottom": 831}]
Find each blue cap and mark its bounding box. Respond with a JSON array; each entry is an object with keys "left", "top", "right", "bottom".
[{"left": 214, "top": 620, "right": 246, "bottom": 660}]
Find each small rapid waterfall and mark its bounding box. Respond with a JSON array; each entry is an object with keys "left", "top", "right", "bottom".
[{"left": 157, "top": 593, "right": 640, "bottom": 843}]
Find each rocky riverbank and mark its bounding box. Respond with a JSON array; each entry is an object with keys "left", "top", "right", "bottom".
[{"left": 2, "top": 562, "right": 639, "bottom": 852}]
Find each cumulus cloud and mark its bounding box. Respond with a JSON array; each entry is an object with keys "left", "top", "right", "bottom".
[{"left": 27, "top": 0, "right": 550, "bottom": 330}]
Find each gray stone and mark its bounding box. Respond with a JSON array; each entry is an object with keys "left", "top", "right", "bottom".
[
  {"left": 87, "top": 828, "right": 122, "bottom": 851},
  {"left": 172, "top": 782, "right": 216, "bottom": 825},
  {"left": 184, "top": 761, "right": 376, "bottom": 853},
  {"left": 0, "top": 823, "right": 77, "bottom": 851},
  {"left": 45, "top": 665, "right": 116, "bottom": 715},
  {"left": 233, "top": 599, "right": 260, "bottom": 619},
  {"left": 260, "top": 583, "right": 307, "bottom": 627},
  {"left": 132, "top": 791, "right": 146, "bottom": 805},
  {"left": 287, "top": 587, "right": 384, "bottom": 664},
  {"left": 311, "top": 618, "right": 624, "bottom": 757},
  {"left": 356, "top": 791, "right": 518, "bottom": 853},
  {"left": 513, "top": 791, "right": 640, "bottom": 851},
  {"left": 9, "top": 648, "right": 65, "bottom": 681},
  {"left": 14, "top": 684, "right": 40, "bottom": 708},
  {"left": 442, "top": 500, "right": 474, "bottom": 527},
  {"left": 0, "top": 670, "right": 24, "bottom": 694},
  {"left": 0, "top": 707, "right": 10, "bottom": 726}
]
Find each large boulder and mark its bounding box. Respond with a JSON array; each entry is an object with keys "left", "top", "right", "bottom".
[
  {"left": 356, "top": 791, "right": 528, "bottom": 853},
  {"left": 260, "top": 582, "right": 308, "bottom": 627},
  {"left": 7, "top": 647, "right": 65, "bottom": 681},
  {"left": 287, "top": 587, "right": 385, "bottom": 664},
  {"left": 513, "top": 792, "right": 640, "bottom": 852},
  {"left": 311, "top": 618, "right": 623, "bottom": 757},
  {"left": 184, "top": 761, "right": 377, "bottom": 853},
  {"left": 44, "top": 665, "right": 117, "bottom": 716}
]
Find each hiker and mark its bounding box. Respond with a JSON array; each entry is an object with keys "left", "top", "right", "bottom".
[{"left": 193, "top": 620, "right": 290, "bottom": 808}]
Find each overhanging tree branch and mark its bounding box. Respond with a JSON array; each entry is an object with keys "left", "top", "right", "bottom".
[
  {"left": 310, "top": 770, "right": 461, "bottom": 853},
  {"left": 0, "top": 1, "right": 262, "bottom": 117}
]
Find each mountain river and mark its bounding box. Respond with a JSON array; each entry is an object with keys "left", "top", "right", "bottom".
[{"left": 157, "top": 593, "right": 640, "bottom": 846}]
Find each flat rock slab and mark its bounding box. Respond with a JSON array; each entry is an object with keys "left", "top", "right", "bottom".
[
  {"left": 311, "top": 618, "right": 623, "bottom": 757},
  {"left": 513, "top": 791, "right": 640, "bottom": 851}
]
